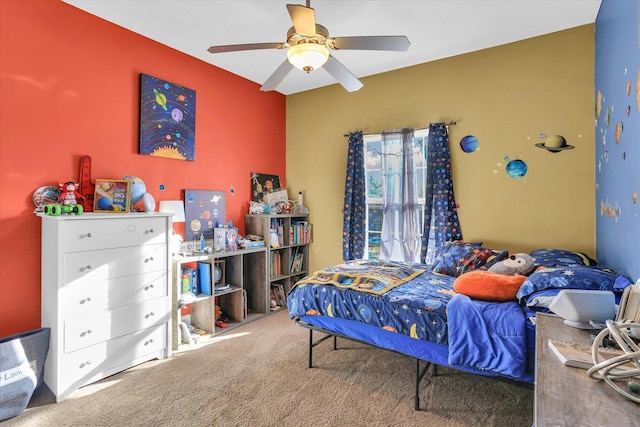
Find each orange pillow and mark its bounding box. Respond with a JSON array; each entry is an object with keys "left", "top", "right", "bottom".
[{"left": 453, "top": 270, "right": 527, "bottom": 302}]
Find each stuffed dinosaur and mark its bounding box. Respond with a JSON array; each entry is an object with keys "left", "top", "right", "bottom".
[{"left": 488, "top": 253, "right": 535, "bottom": 276}]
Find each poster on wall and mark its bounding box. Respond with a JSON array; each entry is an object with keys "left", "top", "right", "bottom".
[
  {"left": 139, "top": 73, "right": 196, "bottom": 161},
  {"left": 251, "top": 172, "right": 282, "bottom": 203},
  {"left": 184, "top": 189, "right": 226, "bottom": 241}
]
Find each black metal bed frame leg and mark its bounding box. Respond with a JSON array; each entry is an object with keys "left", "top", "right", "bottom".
[
  {"left": 301, "top": 321, "right": 436, "bottom": 411},
  {"left": 308, "top": 327, "right": 337, "bottom": 368},
  {"left": 415, "top": 358, "right": 432, "bottom": 410},
  {"left": 308, "top": 328, "right": 313, "bottom": 368}
]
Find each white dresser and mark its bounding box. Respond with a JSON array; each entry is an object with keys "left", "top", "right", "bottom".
[{"left": 40, "top": 212, "right": 173, "bottom": 402}]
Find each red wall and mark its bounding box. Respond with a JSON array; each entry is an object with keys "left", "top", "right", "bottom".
[{"left": 0, "top": 1, "right": 286, "bottom": 336}]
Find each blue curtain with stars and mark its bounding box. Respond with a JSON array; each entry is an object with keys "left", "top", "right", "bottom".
[
  {"left": 343, "top": 131, "right": 366, "bottom": 261},
  {"left": 421, "top": 123, "right": 463, "bottom": 263}
]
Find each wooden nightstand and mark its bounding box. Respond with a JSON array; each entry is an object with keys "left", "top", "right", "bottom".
[{"left": 534, "top": 313, "right": 638, "bottom": 426}]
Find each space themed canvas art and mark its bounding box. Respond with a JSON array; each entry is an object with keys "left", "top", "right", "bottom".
[{"left": 139, "top": 73, "right": 196, "bottom": 161}]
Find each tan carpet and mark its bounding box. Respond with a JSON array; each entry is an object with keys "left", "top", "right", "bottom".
[{"left": 7, "top": 311, "right": 533, "bottom": 426}]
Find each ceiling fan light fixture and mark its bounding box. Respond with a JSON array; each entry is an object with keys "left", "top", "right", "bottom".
[{"left": 287, "top": 43, "right": 329, "bottom": 73}]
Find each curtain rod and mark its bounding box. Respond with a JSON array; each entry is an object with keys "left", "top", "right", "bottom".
[{"left": 343, "top": 121, "right": 457, "bottom": 137}]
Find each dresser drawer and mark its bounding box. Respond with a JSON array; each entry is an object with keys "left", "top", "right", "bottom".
[
  {"left": 59, "top": 270, "right": 167, "bottom": 316},
  {"left": 64, "top": 296, "right": 170, "bottom": 353},
  {"left": 58, "top": 324, "right": 167, "bottom": 394},
  {"left": 61, "top": 217, "right": 167, "bottom": 253},
  {"left": 63, "top": 244, "right": 166, "bottom": 286}
]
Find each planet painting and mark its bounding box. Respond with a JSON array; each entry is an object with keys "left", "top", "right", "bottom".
[
  {"left": 460, "top": 135, "right": 479, "bottom": 153},
  {"left": 139, "top": 73, "right": 196, "bottom": 161},
  {"left": 506, "top": 159, "right": 528, "bottom": 178}
]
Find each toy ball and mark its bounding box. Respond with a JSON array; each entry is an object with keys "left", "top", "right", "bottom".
[
  {"left": 97, "top": 197, "right": 112, "bottom": 210},
  {"left": 122, "top": 175, "right": 147, "bottom": 204}
]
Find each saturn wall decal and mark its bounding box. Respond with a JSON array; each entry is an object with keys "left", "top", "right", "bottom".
[{"left": 535, "top": 135, "right": 575, "bottom": 153}]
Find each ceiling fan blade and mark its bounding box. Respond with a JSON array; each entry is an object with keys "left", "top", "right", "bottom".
[
  {"left": 330, "top": 36, "right": 411, "bottom": 52},
  {"left": 260, "top": 60, "right": 295, "bottom": 92},
  {"left": 208, "top": 42, "right": 285, "bottom": 54},
  {"left": 323, "top": 55, "right": 363, "bottom": 92},
  {"left": 286, "top": 4, "right": 316, "bottom": 35}
]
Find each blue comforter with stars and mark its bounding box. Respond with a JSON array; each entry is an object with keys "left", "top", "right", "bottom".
[{"left": 288, "top": 259, "right": 529, "bottom": 381}]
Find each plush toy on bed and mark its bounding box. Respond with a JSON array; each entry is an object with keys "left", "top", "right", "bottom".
[
  {"left": 488, "top": 253, "right": 536, "bottom": 276},
  {"left": 453, "top": 253, "right": 536, "bottom": 302}
]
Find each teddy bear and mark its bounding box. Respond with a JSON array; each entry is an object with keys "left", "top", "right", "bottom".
[{"left": 488, "top": 253, "right": 536, "bottom": 276}]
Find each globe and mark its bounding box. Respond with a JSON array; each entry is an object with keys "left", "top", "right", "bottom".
[
  {"left": 213, "top": 266, "right": 223, "bottom": 283},
  {"left": 122, "top": 175, "right": 147, "bottom": 204}
]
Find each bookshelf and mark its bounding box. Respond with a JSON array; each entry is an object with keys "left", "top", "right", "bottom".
[
  {"left": 171, "top": 247, "right": 268, "bottom": 351},
  {"left": 245, "top": 214, "right": 311, "bottom": 311}
]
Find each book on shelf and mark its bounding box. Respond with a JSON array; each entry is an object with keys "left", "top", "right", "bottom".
[
  {"left": 270, "top": 251, "right": 282, "bottom": 276},
  {"left": 547, "top": 339, "right": 624, "bottom": 369},
  {"left": 242, "top": 289, "right": 247, "bottom": 319},
  {"left": 197, "top": 261, "right": 212, "bottom": 295},
  {"left": 181, "top": 264, "right": 198, "bottom": 295},
  {"left": 291, "top": 220, "right": 312, "bottom": 245},
  {"left": 243, "top": 240, "right": 265, "bottom": 248},
  {"left": 291, "top": 252, "right": 303, "bottom": 273}
]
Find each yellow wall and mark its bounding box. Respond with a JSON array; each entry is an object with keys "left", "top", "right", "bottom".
[{"left": 287, "top": 25, "right": 595, "bottom": 271}]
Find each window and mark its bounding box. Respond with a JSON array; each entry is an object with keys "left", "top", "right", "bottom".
[{"left": 363, "top": 129, "right": 433, "bottom": 260}]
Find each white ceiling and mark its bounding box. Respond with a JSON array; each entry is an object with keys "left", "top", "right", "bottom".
[{"left": 62, "top": 0, "right": 602, "bottom": 95}]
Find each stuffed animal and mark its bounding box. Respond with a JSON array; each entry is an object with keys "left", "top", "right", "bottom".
[{"left": 488, "top": 253, "right": 535, "bottom": 276}]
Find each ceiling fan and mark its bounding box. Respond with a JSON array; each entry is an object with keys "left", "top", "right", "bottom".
[{"left": 207, "top": 1, "right": 410, "bottom": 92}]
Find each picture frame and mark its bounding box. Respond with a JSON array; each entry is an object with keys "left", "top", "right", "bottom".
[
  {"left": 139, "top": 73, "right": 196, "bottom": 161},
  {"left": 251, "top": 172, "right": 282, "bottom": 203},
  {"left": 184, "top": 189, "right": 226, "bottom": 241},
  {"left": 93, "top": 179, "right": 130, "bottom": 213}
]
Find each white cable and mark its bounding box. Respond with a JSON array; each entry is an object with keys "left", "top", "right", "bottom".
[{"left": 586, "top": 320, "right": 640, "bottom": 403}]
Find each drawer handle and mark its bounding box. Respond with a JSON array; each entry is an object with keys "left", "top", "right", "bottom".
[
  {"left": 85, "top": 232, "right": 92, "bottom": 238},
  {"left": 79, "top": 297, "right": 91, "bottom": 305},
  {"left": 144, "top": 257, "right": 155, "bottom": 263},
  {"left": 79, "top": 360, "right": 92, "bottom": 369},
  {"left": 144, "top": 284, "right": 155, "bottom": 291},
  {"left": 147, "top": 228, "right": 155, "bottom": 234},
  {"left": 145, "top": 312, "right": 155, "bottom": 319},
  {"left": 80, "top": 329, "right": 93, "bottom": 337},
  {"left": 80, "top": 265, "right": 92, "bottom": 272},
  {"left": 144, "top": 338, "right": 154, "bottom": 346}
]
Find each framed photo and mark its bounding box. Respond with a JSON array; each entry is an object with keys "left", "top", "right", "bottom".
[
  {"left": 94, "top": 179, "right": 130, "bottom": 213},
  {"left": 184, "top": 189, "right": 226, "bottom": 241},
  {"left": 251, "top": 172, "right": 282, "bottom": 203}
]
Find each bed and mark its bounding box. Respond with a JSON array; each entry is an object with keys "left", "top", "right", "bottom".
[{"left": 287, "top": 243, "right": 630, "bottom": 409}]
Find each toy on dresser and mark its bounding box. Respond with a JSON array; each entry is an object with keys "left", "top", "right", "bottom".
[{"left": 42, "top": 181, "right": 84, "bottom": 216}]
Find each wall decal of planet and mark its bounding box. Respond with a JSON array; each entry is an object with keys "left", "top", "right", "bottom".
[
  {"left": 460, "top": 135, "right": 479, "bottom": 153},
  {"left": 506, "top": 159, "right": 528, "bottom": 178}
]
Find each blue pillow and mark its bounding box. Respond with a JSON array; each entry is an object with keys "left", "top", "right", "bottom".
[
  {"left": 529, "top": 249, "right": 597, "bottom": 268},
  {"left": 432, "top": 241, "right": 507, "bottom": 277},
  {"left": 516, "top": 265, "right": 620, "bottom": 302}
]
